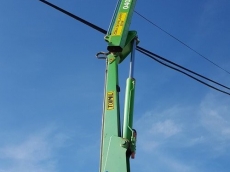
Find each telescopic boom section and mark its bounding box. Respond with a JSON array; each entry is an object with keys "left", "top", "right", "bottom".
[
  {"left": 99, "top": 0, "right": 138, "bottom": 172},
  {"left": 105, "top": 0, "right": 137, "bottom": 53},
  {"left": 38, "top": 0, "right": 138, "bottom": 171}
]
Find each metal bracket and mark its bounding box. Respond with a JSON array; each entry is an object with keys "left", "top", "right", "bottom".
[{"left": 96, "top": 52, "right": 110, "bottom": 59}]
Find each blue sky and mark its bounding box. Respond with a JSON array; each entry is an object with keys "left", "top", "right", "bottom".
[{"left": 1, "top": 0, "right": 230, "bottom": 171}]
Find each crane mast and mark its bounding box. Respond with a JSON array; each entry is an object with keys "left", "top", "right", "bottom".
[
  {"left": 99, "top": 0, "right": 138, "bottom": 171},
  {"left": 39, "top": 0, "right": 138, "bottom": 171}
]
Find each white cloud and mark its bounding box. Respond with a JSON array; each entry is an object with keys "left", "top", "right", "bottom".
[
  {"left": 198, "top": 93, "right": 230, "bottom": 153},
  {"left": 158, "top": 154, "right": 196, "bottom": 172},
  {"left": 187, "top": 136, "right": 205, "bottom": 147},
  {"left": 0, "top": 126, "right": 69, "bottom": 172},
  {"left": 133, "top": 92, "right": 230, "bottom": 171},
  {"left": 149, "top": 119, "right": 181, "bottom": 138},
  {"left": 135, "top": 105, "right": 186, "bottom": 153}
]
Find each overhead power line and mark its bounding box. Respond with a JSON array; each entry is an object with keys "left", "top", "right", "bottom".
[
  {"left": 39, "top": 0, "right": 230, "bottom": 96},
  {"left": 134, "top": 11, "right": 230, "bottom": 75},
  {"left": 39, "top": 0, "right": 107, "bottom": 34},
  {"left": 136, "top": 47, "right": 230, "bottom": 96},
  {"left": 137, "top": 46, "right": 230, "bottom": 91}
]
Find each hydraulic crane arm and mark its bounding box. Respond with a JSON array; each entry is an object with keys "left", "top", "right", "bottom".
[
  {"left": 99, "top": 0, "right": 138, "bottom": 171},
  {"left": 39, "top": 0, "right": 138, "bottom": 171}
]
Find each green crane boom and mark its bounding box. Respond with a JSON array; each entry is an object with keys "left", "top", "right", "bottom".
[
  {"left": 99, "top": 0, "right": 138, "bottom": 171},
  {"left": 39, "top": 0, "right": 138, "bottom": 171}
]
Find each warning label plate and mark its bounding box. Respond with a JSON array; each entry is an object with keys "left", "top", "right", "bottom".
[
  {"left": 107, "top": 91, "right": 114, "bottom": 110},
  {"left": 112, "top": 13, "right": 127, "bottom": 36}
]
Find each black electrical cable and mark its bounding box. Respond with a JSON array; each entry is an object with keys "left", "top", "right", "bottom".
[
  {"left": 39, "top": 0, "right": 107, "bottom": 35},
  {"left": 39, "top": 0, "right": 230, "bottom": 96},
  {"left": 134, "top": 10, "right": 230, "bottom": 75},
  {"left": 137, "top": 48, "right": 230, "bottom": 96},
  {"left": 137, "top": 46, "right": 230, "bottom": 90}
]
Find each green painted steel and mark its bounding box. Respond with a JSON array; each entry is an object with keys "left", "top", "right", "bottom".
[
  {"left": 123, "top": 78, "right": 135, "bottom": 140},
  {"left": 107, "top": 0, "right": 122, "bottom": 36},
  {"left": 119, "top": 31, "right": 137, "bottom": 63},
  {"left": 123, "top": 77, "right": 136, "bottom": 159},
  {"left": 99, "top": 0, "right": 138, "bottom": 171},
  {"left": 102, "top": 136, "right": 130, "bottom": 172},
  {"left": 105, "top": 0, "right": 137, "bottom": 52},
  {"left": 100, "top": 53, "right": 122, "bottom": 172}
]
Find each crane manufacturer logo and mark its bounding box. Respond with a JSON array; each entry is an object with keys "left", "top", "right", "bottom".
[
  {"left": 123, "top": 0, "right": 132, "bottom": 9},
  {"left": 107, "top": 91, "right": 114, "bottom": 110}
]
